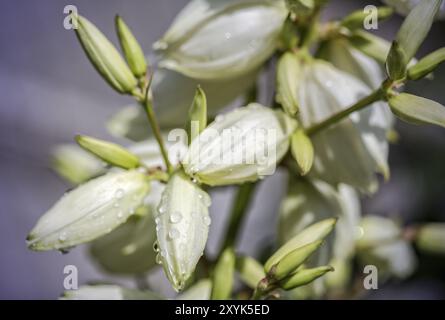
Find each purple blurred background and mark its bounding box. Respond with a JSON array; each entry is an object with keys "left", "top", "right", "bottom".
[{"left": 0, "top": 0, "right": 444, "bottom": 299}]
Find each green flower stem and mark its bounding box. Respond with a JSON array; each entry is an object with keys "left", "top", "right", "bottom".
[
  {"left": 305, "top": 88, "right": 385, "bottom": 136},
  {"left": 133, "top": 89, "right": 173, "bottom": 174},
  {"left": 218, "top": 183, "right": 256, "bottom": 258},
  {"left": 251, "top": 277, "right": 275, "bottom": 300}
]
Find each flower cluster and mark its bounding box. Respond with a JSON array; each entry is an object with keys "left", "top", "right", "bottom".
[{"left": 28, "top": 0, "right": 445, "bottom": 299}]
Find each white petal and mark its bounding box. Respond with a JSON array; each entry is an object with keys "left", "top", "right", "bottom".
[
  {"left": 156, "top": 0, "right": 287, "bottom": 79},
  {"left": 155, "top": 172, "right": 211, "bottom": 291},
  {"left": 323, "top": 38, "right": 385, "bottom": 89},
  {"left": 27, "top": 170, "right": 150, "bottom": 251},
  {"left": 89, "top": 181, "right": 164, "bottom": 275},
  {"left": 299, "top": 61, "right": 393, "bottom": 192},
  {"left": 183, "top": 104, "right": 297, "bottom": 186}
]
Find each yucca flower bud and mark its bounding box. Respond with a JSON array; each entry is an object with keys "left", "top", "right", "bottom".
[
  {"left": 278, "top": 178, "right": 361, "bottom": 296},
  {"left": 76, "top": 135, "right": 141, "bottom": 170},
  {"left": 115, "top": 15, "right": 148, "bottom": 78},
  {"left": 266, "top": 218, "right": 337, "bottom": 272},
  {"left": 51, "top": 144, "right": 104, "bottom": 185},
  {"left": 27, "top": 170, "right": 150, "bottom": 251},
  {"left": 182, "top": 104, "right": 297, "bottom": 186},
  {"left": 296, "top": 59, "right": 393, "bottom": 192},
  {"left": 279, "top": 266, "right": 334, "bottom": 290},
  {"left": 155, "top": 172, "right": 212, "bottom": 291},
  {"left": 154, "top": 0, "right": 287, "bottom": 80},
  {"left": 74, "top": 15, "right": 137, "bottom": 94}
]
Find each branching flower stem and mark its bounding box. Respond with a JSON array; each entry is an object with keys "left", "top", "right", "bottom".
[{"left": 305, "top": 86, "right": 387, "bottom": 136}]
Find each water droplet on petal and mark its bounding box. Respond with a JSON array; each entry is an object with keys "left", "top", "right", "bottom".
[
  {"left": 158, "top": 205, "right": 166, "bottom": 215},
  {"left": 153, "top": 241, "right": 160, "bottom": 253},
  {"left": 168, "top": 228, "right": 180, "bottom": 240},
  {"left": 115, "top": 189, "right": 124, "bottom": 199},
  {"left": 117, "top": 211, "right": 124, "bottom": 219},
  {"left": 58, "top": 232, "right": 67, "bottom": 242},
  {"left": 113, "top": 202, "right": 120, "bottom": 208},
  {"left": 224, "top": 32, "right": 232, "bottom": 40},
  {"left": 169, "top": 212, "right": 182, "bottom": 224},
  {"left": 203, "top": 216, "right": 211, "bottom": 226},
  {"left": 155, "top": 253, "right": 162, "bottom": 265}
]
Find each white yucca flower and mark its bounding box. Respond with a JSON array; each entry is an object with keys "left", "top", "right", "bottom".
[
  {"left": 90, "top": 181, "right": 165, "bottom": 275},
  {"left": 279, "top": 177, "right": 361, "bottom": 296},
  {"left": 155, "top": 172, "right": 212, "bottom": 291},
  {"left": 298, "top": 59, "right": 393, "bottom": 193},
  {"left": 382, "top": 0, "right": 445, "bottom": 19},
  {"left": 107, "top": 68, "right": 258, "bottom": 140},
  {"left": 357, "top": 215, "right": 417, "bottom": 278},
  {"left": 182, "top": 104, "right": 297, "bottom": 186},
  {"left": 154, "top": 0, "right": 287, "bottom": 80},
  {"left": 321, "top": 38, "right": 386, "bottom": 90},
  {"left": 27, "top": 170, "right": 150, "bottom": 251}
]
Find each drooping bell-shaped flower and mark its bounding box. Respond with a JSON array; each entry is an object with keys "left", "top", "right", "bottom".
[
  {"left": 296, "top": 59, "right": 393, "bottom": 193},
  {"left": 154, "top": 0, "right": 287, "bottom": 80},
  {"left": 155, "top": 172, "right": 212, "bottom": 291},
  {"left": 320, "top": 37, "right": 386, "bottom": 90},
  {"left": 27, "top": 170, "right": 150, "bottom": 251},
  {"left": 89, "top": 181, "right": 165, "bottom": 275},
  {"left": 182, "top": 104, "right": 297, "bottom": 186}
]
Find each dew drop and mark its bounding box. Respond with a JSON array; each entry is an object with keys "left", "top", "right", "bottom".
[
  {"left": 202, "top": 193, "right": 212, "bottom": 207},
  {"left": 58, "top": 232, "right": 67, "bottom": 242},
  {"left": 224, "top": 32, "right": 232, "bottom": 40},
  {"left": 117, "top": 211, "right": 124, "bottom": 219},
  {"left": 153, "top": 241, "right": 160, "bottom": 253},
  {"left": 155, "top": 253, "right": 162, "bottom": 265},
  {"left": 158, "top": 205, "right": 166, "bottom": 215},
  {"left": 115, "top": 189, "right": 124, "bottom": 199},
  {"left": 169, "top": 212, "right": 183, "bottom": 224},
  {"left": 168, "top": 228, "right": 180, "bottom": 240},
  {"left": 203, "top": 216, "right": 211, "bottom": 226},
  {"left": 113, "top": 202, "right": 120, "bottom": 208}
]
